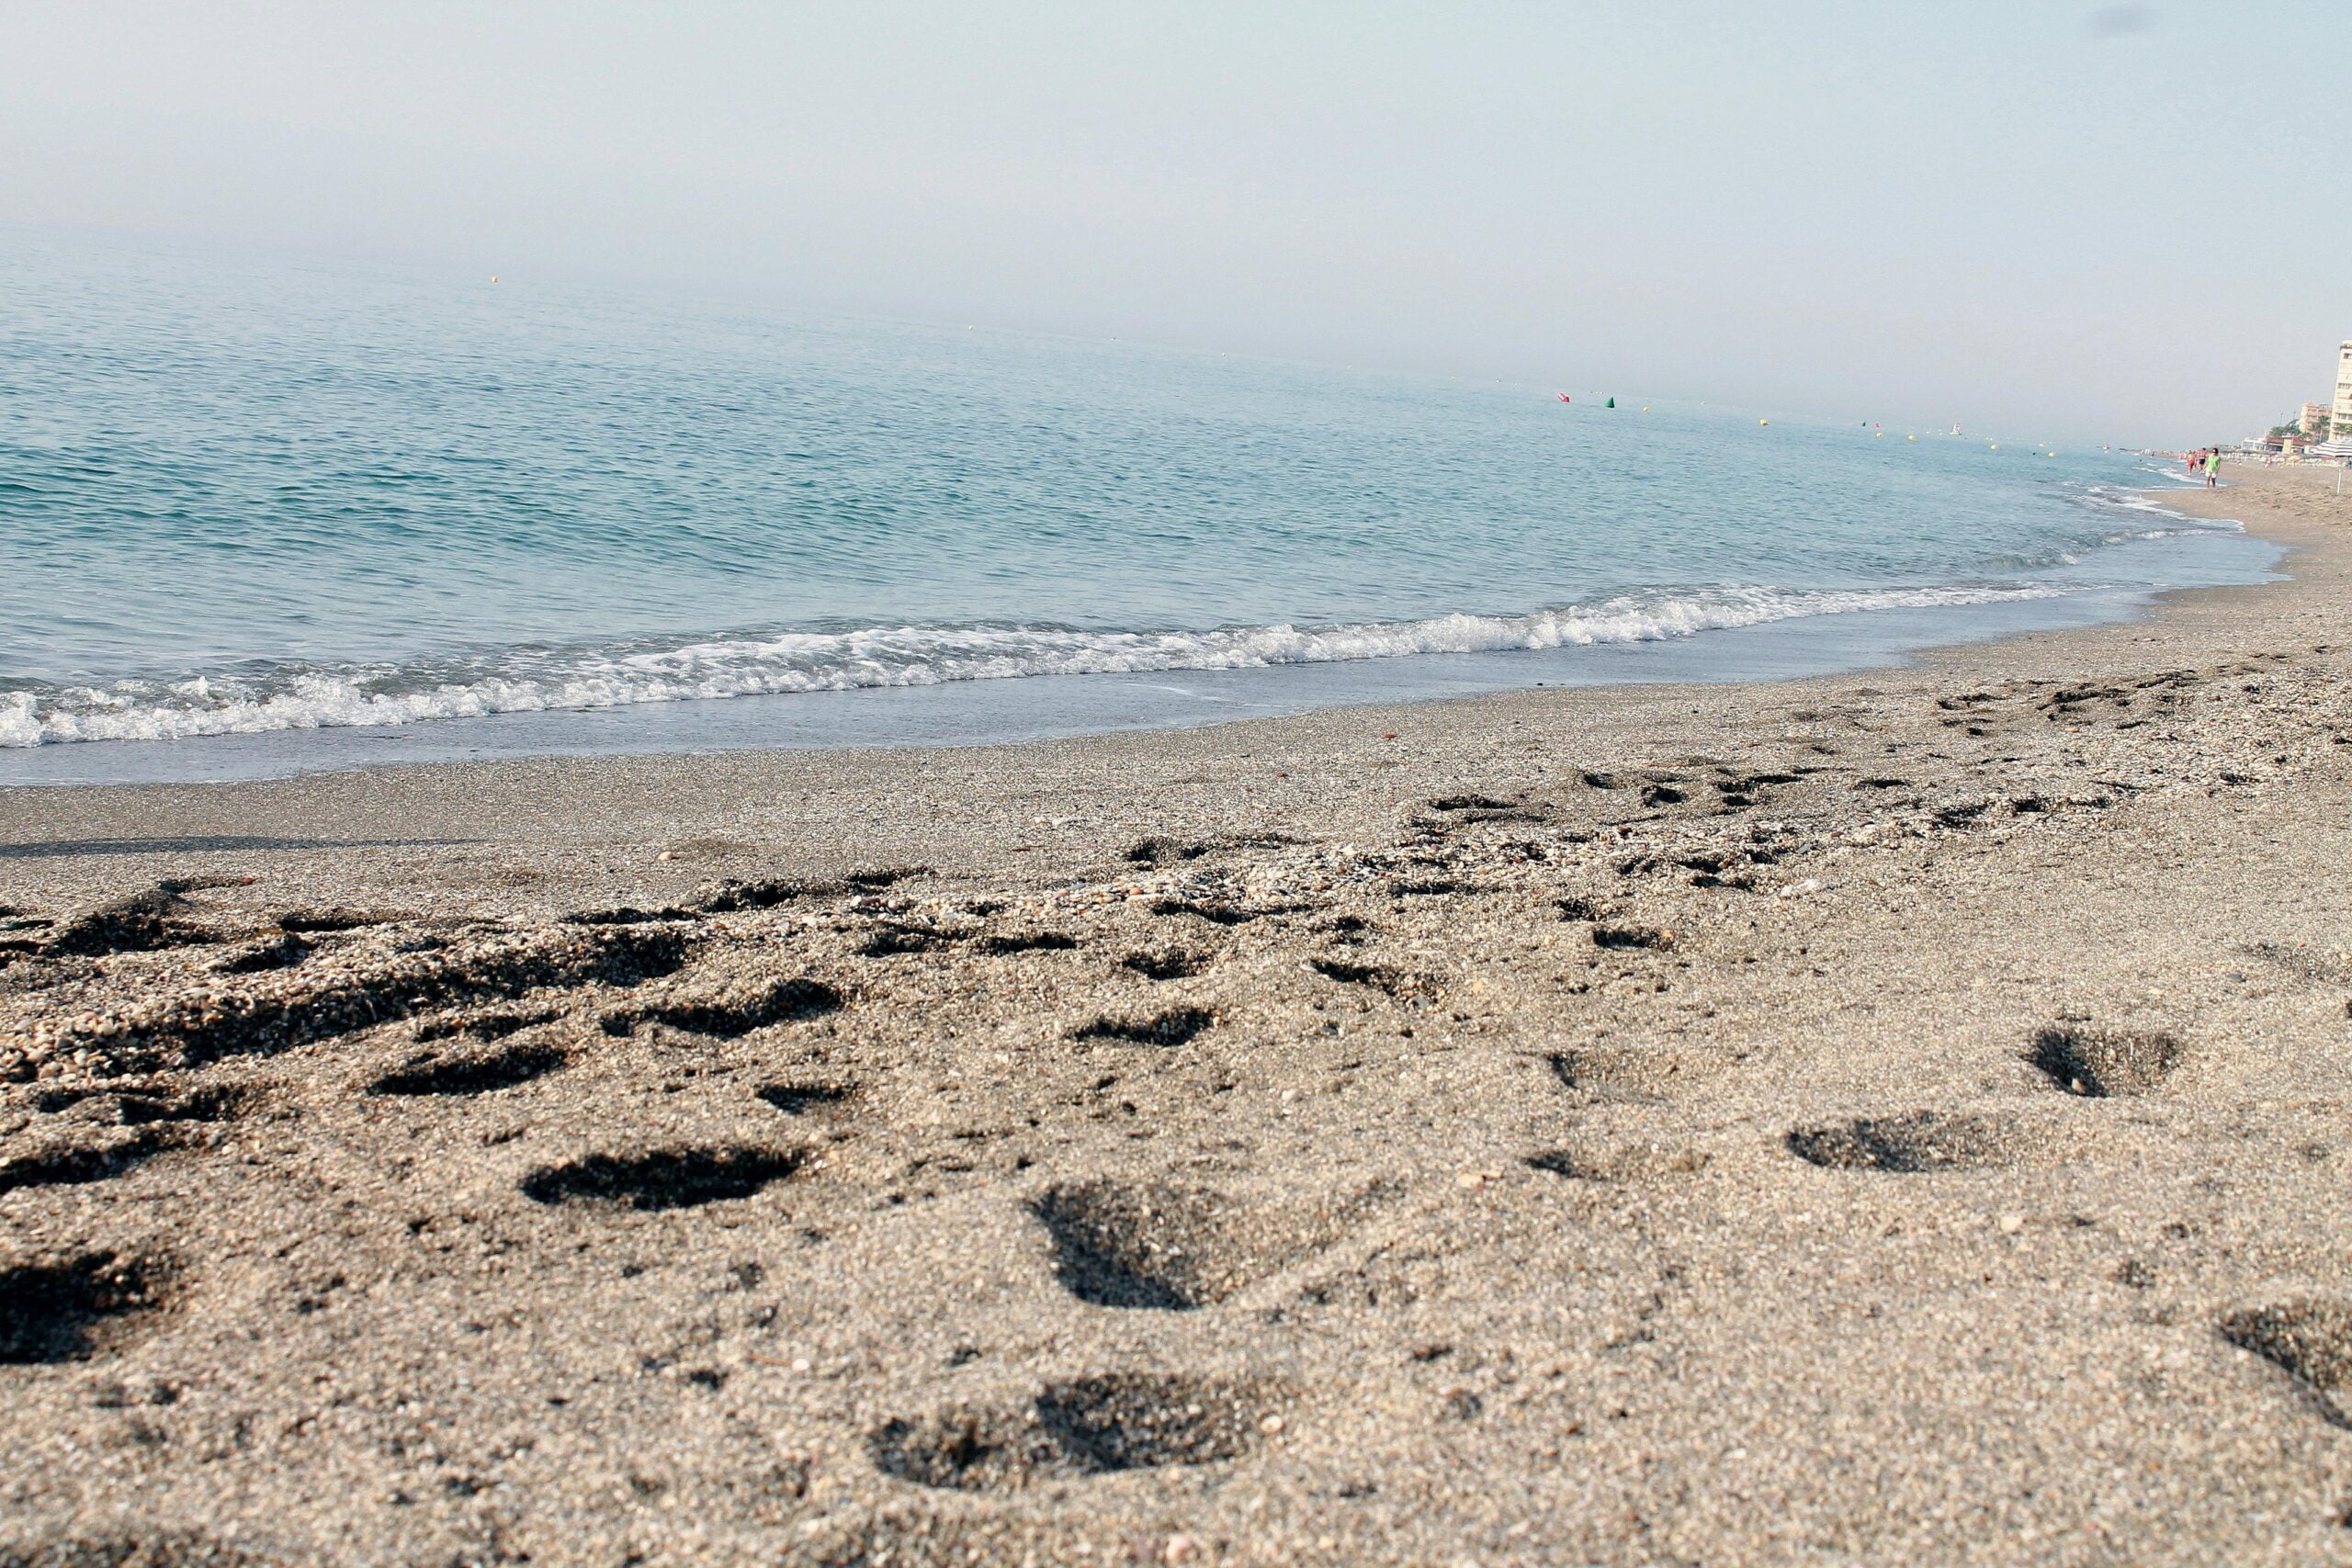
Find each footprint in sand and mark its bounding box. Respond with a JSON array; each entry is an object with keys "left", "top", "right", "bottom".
[
  {"left": 1525, "top": 1141, "right": 1710, "bottom": 1183},
  {"left": 1122, "top": 949, "right": 1210, "bottom": 980},
  {"left": 2, "top": 1084, "right": 257, "bottom": 1195},
  {"left": 1126, "top": 837, "right": 1209, "bottom": 866},
  {"left": 1308, "top": 956, "right": 1425, "bottom": 999},
  {"left": 602, "top": 976, "right": 841, "bottom": 1038},
  {"left": 24, "top": 924, "right": 692, "bottom": 1079},
  {"left": 1546, "top": 1044, "right": 1732, "bottom": 1100},
  {"left": 868, "top": 1373, "right": 1275, "bottom": 1492},
  {"left": 2026, "top": 1023, "right": 2184, "bottom": 1098},
  {"left": 754, "top": 1080, "right": 858, "bottom": 1116},
  {"left": 520, "top": 1145, "right": 808, "bottom": 1212},
  {"left": 1032, "top": 1179, "right": 1355, "bottom": 1311},
  {"left": 1070, "top": 1008, "right": 1215, "bottom": 1048},
  {"left": 0, "top": 1250, "right": 174, "bottom": 1364},
  {"left": 2218, "top": 1301, "right": 2352, "bottom": 1426},
  {"left": 43, "top": 884, "right": 229, "bottom": 958},
  {"left": 1784, "top": 1111, "right": 2020, "bottom": 1172},
  {"left": 369, "top": 1038, "right": 571, "bottom": 1098},
  {"left": 978, "top": 931, "right": 1079, "bottom": 955}
]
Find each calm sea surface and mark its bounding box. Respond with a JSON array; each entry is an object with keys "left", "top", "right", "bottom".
[{"left": 0, "top": 229, "right": 2276, "bottom": 783}]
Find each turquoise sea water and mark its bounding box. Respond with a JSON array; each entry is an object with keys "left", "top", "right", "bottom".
[{"left": 0, "top": 228, "right": 2276, "bottom": 783}]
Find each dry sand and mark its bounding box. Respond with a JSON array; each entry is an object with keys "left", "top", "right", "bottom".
[{"left": 3, "top": 461, "right": 2350, "bottom": 1567}]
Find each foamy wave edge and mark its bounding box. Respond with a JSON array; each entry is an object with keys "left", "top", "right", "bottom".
[{"left": 2, "top": 584, "right": 2063, "bottom": 747}]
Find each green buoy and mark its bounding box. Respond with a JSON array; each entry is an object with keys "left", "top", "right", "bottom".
[{"left": 1605, "top": 396, "right": 1615, "bottom": 408}]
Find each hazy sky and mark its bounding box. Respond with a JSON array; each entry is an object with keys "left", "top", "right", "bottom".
[{"left": 2, "top": 2, "right": 2343, "bottom": 445}]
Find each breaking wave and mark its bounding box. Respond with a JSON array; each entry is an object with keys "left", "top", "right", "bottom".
[{"left": 1, "top": 582, "right": 2064, "bottom": 748}]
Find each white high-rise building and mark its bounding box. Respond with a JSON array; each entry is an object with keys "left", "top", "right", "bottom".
[{"left": 2316, "top": 341, "right": 2352, "bottom": 457}]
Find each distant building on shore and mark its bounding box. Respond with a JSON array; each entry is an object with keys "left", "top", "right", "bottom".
[
  {"left": 2302, "top": 400, "right": 2333, "bottom": 434},
  {"left": 2315, "top": 344, "right": 2352, "bottom": 459}
]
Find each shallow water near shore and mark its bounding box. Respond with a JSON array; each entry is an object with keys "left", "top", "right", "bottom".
[
  {"left": 0, "top": 534, "right": 2278, "bottom": 786},
  {"left": 0, "top": 228, "right": 2279, "bottom": 782}
]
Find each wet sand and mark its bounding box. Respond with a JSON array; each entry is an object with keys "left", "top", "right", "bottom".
[{"left": 3, "top": 461, "right": 2350, "bottom": 1566}]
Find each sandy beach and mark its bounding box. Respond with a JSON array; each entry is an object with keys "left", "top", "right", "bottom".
[{"left": 4, "top": 461, "right": 2350, "bottom": 1566}]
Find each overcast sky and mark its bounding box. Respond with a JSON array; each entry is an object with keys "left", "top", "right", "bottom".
[{"left": 2, "top": 2, "right": 2343, "bottom": 445}]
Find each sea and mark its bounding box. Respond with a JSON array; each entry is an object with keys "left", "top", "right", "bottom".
[{"left": 0, "top": 228, "right": 2278, "bottom": 785}]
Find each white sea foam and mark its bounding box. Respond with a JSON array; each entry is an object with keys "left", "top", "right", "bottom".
[
  {"left": 2074, "top": 479, "right": 2245, "bottom": 536},
  {"left": 0, "top": 583, "right": 2066, "bottom": 748}
]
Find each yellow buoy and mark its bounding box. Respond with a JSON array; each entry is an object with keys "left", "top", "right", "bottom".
[
  {"left": 1874, "top": 431, "right": 1883, "bottom": 438},
  {"left": 1907, "top": 434, "right": 1916, "bottom": 440},
  {"left": 1759, "top": 419, "right": 1770, "bottom": 426}
]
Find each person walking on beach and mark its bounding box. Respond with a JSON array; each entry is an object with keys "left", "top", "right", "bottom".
[{"left": 2204, "top": 449, "right": 2220, "bottom": 486}]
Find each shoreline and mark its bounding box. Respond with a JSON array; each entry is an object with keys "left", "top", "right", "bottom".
[
  {"left": 3, "top": 461, "right": 2350, "bottom": 1565},
  {"left": 0, "top": 468, "right": 2323, "bottom": 863},
  {"left": 0, "top": 473, "right": 2279, "bottom": 790}
]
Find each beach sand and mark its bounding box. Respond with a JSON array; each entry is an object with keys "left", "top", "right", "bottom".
[{"left": 3, "top": 461, "right": 2350, "bottom": 1566}]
